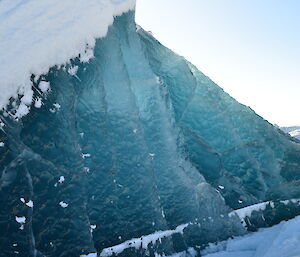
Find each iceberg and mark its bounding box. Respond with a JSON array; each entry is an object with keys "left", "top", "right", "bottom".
[{"left": 1, "top": 3, "right": 300, "bottom": 257}]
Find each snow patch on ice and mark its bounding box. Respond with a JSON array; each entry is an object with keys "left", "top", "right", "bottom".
[
  {"left": 82, "top": 153, "right": 91, "bottom": 159},
  {"left": 53, "top": 103, "right": 61, "bottom": 110},
  {"left": 38, "top": 81, "right": 50, "bottom": 93},
  {"left": 0, "top": 0, "right": 136, "bottom": 113},
  {"left": 68, "top": 66, "right": 79, "bottom": 76},
  {"left": 15, "top": 216, "right": 26, "bottom": 224},
  {"left": 14, "top": 103, "right": 30, "bottom": 119},
  {"left": 58, "top": 176, "right": 65, "bottom": 184},
  {"left": 100, "top": 223, "right": 190, "bottom": 256},
  {"left": 26, "top": 200, "right": 34, "bottom": 208},
  {"left": 49, "top": 103, "right": 61, "bottom": 113},
  {"left": 229, "top": 202, "right": 271, "bottom": 220},
  {"left": 34, "top": 97, "right": 43, "bottom": 108},
  {"left": 90, "top": 224, "right": 97, "bottom": 233},
  {"left": 20, "top": 198, "right": 34, "bottom": 208},
  {"left": 229, "top": 198, "right": 300, "bottom": 224},
  {"left": 59, "top": 201, "right": 68, "bottom": 208}
]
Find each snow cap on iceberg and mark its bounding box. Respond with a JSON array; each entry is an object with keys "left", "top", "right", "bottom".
[{"left": 0, "top": 0, "right": 136, "bottom": 114}]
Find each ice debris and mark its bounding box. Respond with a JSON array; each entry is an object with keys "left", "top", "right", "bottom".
[
  {"left": 26, "top": 200, "right": 34, "bottom": 208},
  {"left": 15, "top": 216, "right": 26, "bottom": 224},
  {"left": 58, "top": 176, "right": 65, "bottom": 184},
  {"left": 59, "top": 201, "right": 68, "bottom": 208}
]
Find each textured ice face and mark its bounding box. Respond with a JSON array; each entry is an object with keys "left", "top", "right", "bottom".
[
  {"left": 138, "top": 28, "right": 300, "bottom": 209},
  {"left": 0, "top": 0, "right": 136, "bottom": 112},
  {"left": 1, "top": 9, "right": 300, "bottom": 257}
]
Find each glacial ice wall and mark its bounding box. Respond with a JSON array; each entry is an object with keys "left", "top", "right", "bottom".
[{"left": 1, "top": 9, "right": 300, "bottom": 257}]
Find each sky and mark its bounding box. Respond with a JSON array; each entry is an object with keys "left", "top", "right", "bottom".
[{"left": 136, "top": 0, "right": 300, "bottom": 127}]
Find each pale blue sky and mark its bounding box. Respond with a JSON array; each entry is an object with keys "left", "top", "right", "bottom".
[{"left": 136, "top": 0, "right": 300, "bottom": 126}]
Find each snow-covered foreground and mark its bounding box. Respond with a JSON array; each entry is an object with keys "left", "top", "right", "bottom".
[
  {"left": 93, "top": 211, "right": 300, "bottom": 257},
  {"left": 201, "top": 216, "right": 300, "bottom": 257}
]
